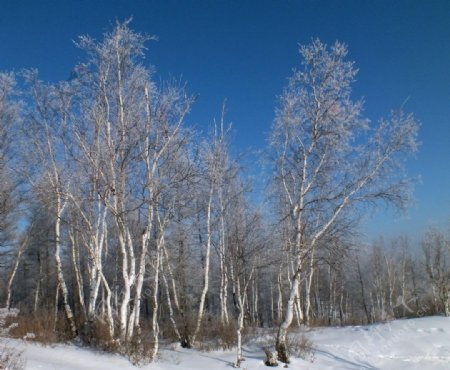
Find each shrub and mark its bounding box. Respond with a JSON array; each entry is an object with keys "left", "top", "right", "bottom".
[
  {"left": 195, "top": 317, "right": 237, "bottom": 351},
  {"left": 286, "top": 334, "right": 315, "bottom": 362},
  {"left": 125, "top": 332, "right": 156, "bottom": 366},
  {"left": 10, "top": 310, "right": 60, "bottom": 344}
]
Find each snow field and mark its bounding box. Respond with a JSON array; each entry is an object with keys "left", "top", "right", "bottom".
[{"left": 14, "top": 316, "right": 450, "bottom": 370}]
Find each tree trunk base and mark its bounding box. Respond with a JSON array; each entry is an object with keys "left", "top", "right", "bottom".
[
  {"left": 275, "top": 340, "right": 290, "bottom": 364},
  {"left": 264, "top": 348, "right": 279, "bottom": 367},
  {"left": 180, "top": 337, "right": 191, "bottom": 348}
]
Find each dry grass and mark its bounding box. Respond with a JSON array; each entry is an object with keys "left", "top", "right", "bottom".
[
  {"left": 195, "top": 317, "right": 237, "bottom": 351},
  {"left": 10, "top": 311, "right": 62, "bottom": 344},
  {"left": 81, "top": 318, "right": 119, "bottom": 353}
]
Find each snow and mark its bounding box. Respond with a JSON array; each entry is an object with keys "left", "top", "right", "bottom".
[{"left": 11, "top": 316, "right": 450, "bottom": 369}]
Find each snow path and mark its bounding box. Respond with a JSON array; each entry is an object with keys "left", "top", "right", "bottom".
[{"left": 14, "top": 316, "right": 450, "bottom": 369}]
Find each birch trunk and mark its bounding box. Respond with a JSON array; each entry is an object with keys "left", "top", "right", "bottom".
[
  {"left": 54, "top": 282, "right": 59, "bottom": 331},
  {"left": 357, "top": 255, "right": 371, "bottom": 324},
  {"left": 33, "top": 263, "right": 41, "bottom": 313},
  {"left": 192, "top": 186, "right": 214, "bottom": 344},
  {"left": 99, "top": 272, "right": 115, "bottom": 338},
  {"left": 234, "top": 268, "right": 254, "bottom": 368},
  {"left": 235, "top": 288, "right": 245, "bottom": 368},
  {"left": 118, "top": 227, "right": 132, "bottom": 341},
  {"left": 219, "top": 193, "right": 229, "bottom": 325},
  {"left": 305, "top": 248, "right": 316, "bottom": 325},
  {"left": 219, "top": 244, "right": 229, "bottom": 325},
  {"left": 277, "top": 267, "right": 283, "bottom": 322},
  {"left": 54, "top": 197, "right": 77, "bottom": 337},
  {"left": 270, "top": 283, "right": 275, "bottom": 324},
  {"left": 294, "top": 288, "right": 303, "bottom": 326},
  {"left": 445, "top": 294, "right": 450, "bottom": 317},
  {"left": 149, "top": 230, "right": 163, "bottom": 361},
  {"left": 5, "top": 237, "right": 27, "bottom": 309},
  {"left": 162, "top": 270, "right": 182, "bottom": 341},
  {"left": 276, "top": 266, "right": 301, "bottom": 364},
  {"left": 69, "top": 231, "right": 86, "bottom": 317},
  {"left": 127, "top": 227, "right": 150, "bottom": 341}
]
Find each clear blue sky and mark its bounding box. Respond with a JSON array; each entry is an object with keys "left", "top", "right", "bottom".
[{"left": 1, "top": 0, "right": 449, "bottom": 240}]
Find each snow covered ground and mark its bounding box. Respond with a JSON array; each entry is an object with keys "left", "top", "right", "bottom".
[{"left": 13, "top": 316, "right": 450, "bottom": 369}]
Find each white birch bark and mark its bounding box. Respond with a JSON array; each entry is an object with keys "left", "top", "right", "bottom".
[
  {"left": 54, "top": 282, "right": 60, "bottom": 331},
  {"left": 218, "top": 192, "right": 229, "bottom": 325},
  {"left": 161, "top": 266, "right": 182, "bottom": 341},
  {"left": 69, "top": 231, "right": 86, "bottom": 317},
  {"left": 192, "top": 185, "right": 214, "bottom": 345},
  {"left": 149, "top": 210, "right": 165, "bottom": 361},
  {"left": 277, "top": 267, "right": 284, "bottom": 322},
  {"left": 5, "top": 236, "right": 27, "bottom": 309},
  {"left": 33, "top": 263, "right": 42, "bottom": 313},
  {"left": 305, "top": 247, "right": 316, "bottom": 325},
  {"left": 150, "top": 247, "right": 161, "bottom": 362},
  {"left": 54, "top": 196, "right": 77, "bottom": 337},
  {"left": 294, "top": 284, "right": 304, "bottom": 325},
  {"left": 162, "top": 244, "right": 180, "bottom": 311},
  {"left": 234, "top": 267, "right": 254, "bottom": 368},
  {"left": 126, "top": 224, "right": 150, "bottom": 340}
]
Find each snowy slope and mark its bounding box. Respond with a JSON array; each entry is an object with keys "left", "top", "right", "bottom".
[
  {"left": 307, "top": 316, "right": 450, "bottom": 369},
  {"left": 15, "top": 316, "right": 450, "bottom": 370}
]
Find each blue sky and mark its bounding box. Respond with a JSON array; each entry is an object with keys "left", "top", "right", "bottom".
[{"left": 1, "top": 0, "right": 449, "bottom": 240}]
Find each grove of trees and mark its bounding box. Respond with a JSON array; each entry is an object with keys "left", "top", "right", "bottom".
[{"left": 0, "top": 21, "right": 447, "bottom": 366}]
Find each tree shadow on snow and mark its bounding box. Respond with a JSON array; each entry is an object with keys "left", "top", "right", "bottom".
[
  {"left": 314, "top": 349, "right": 378, "bottom": 369},
  {"left": 241, "top": 346, "right": 265, "bottom": 361}
]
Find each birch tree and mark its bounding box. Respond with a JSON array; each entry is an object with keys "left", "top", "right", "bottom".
[
  {"left": 24, "top": 73, "right": 78, "bottom": 338},
  {"left": 422, "top": 227, "right": 450, "bottom": 316},
  {"left": 72, "top": 21, "right": 194, "bottom": 348},
  {"left": 191, "top": 129, "right": 221, "bottom": 346},
  {"left": 269, "top": 39, "right": 419, "bottom": 363},
  {"left": 0, "top": 72, "right": 23, "bottom": 303},
  {"left": 160, "top": 163, "right": 199, "bottom": 348},
  {"left": 228, "top": 192, "right": 266, "bottom": 367},
  {"left": 4, "top": 235, "right": 28, "bottom": 309}
]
